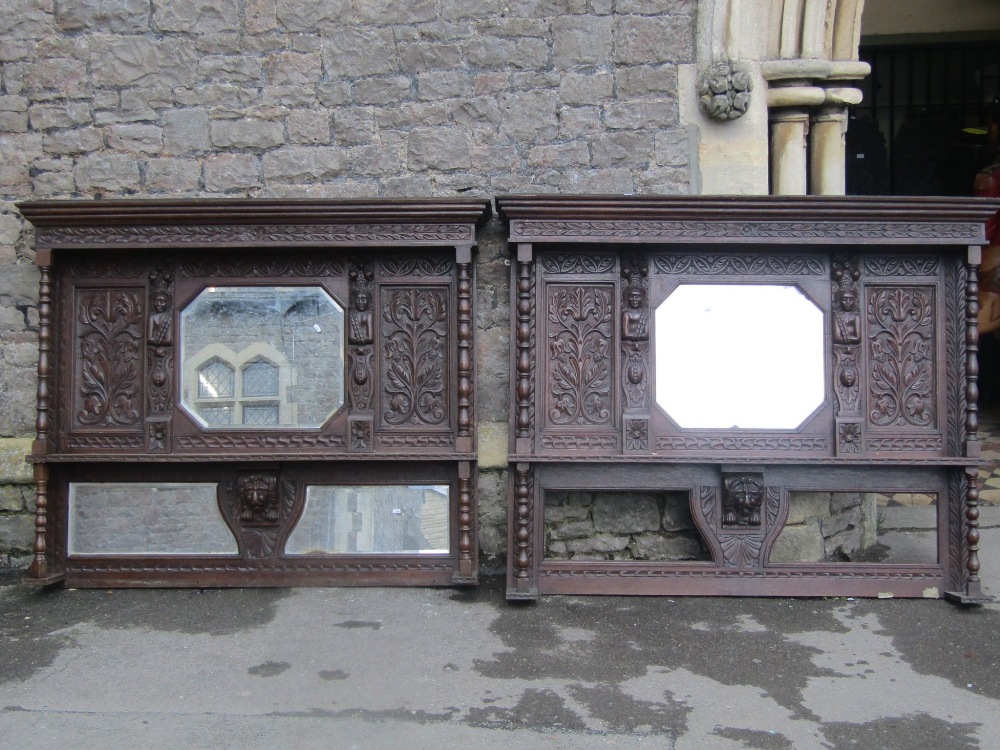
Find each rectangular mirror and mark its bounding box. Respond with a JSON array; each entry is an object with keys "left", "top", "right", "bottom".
[
  {"left": 285, "top": 485, "right": 450, "bottom": 555},
  {"left": 68, "top": 483, "right": 237, "bottom": 556}
]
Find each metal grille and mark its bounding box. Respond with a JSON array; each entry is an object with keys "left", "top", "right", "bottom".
[
  {"left": 849, "top": 41, "right": 1000, "bottom": 196},
  {"left": 242, "top": 360, "right": 279, "bottom": 397},
  {"left": 198, "top": 360, "right": 234, "bottom": 399}
]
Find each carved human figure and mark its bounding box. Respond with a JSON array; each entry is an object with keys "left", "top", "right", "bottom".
[
  {"left": 147, "top": 290, "right": 172, "bottom": 346},
  {"left": 348, "top": 290, "right": 374, "bottom": 345},
  {"left": 832, "top": 288, "right": 861, "bottom": 344},
  {"left": 621, "top": 287, "right": 648, "bottom": 341}
]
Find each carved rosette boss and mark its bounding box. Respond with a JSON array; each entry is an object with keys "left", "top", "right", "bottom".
[{"left": 697, "top": 61, "right": 753, "bottom": 121}]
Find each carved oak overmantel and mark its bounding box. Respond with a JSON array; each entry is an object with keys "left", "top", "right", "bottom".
[
  {"left": 18, "top": 198, "right": 490, "bottom": 588},
  {"left": 498, "top": 195, "right": 998, "bottom": 602}
]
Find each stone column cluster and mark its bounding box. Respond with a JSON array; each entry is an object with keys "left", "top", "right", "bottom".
[{"left": 762, "top": 60, "right": 869, "bottom": 195}]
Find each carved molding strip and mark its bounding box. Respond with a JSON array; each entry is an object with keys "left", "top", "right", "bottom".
[
  {"left": 832, "top": 255, "right": 861, "bottom": 429},
  {"left": 69, "top": 260, "right": 145, "bottom": 278},
  {"left": 655, "top": 436, "right": 827, "bottom": 451},
  {"left": 517, "top": 220, "right": 981, "bottom": 241},
  {"left": 948, "top": 470, "right": 967, "bottom": 592},
  {"left": 179, "top": 258, "right": 344, "bottom": 278},
  {"left": 515, "top": 257, "right": 535, "bottom": 441},
  {"left": 540, "top": 254, "right": 616, "bottom": 274},
  {"left": 176, "top": 434, "right": 345, "bottom": 449},
  {"left": 69, "top": 561, "right": 456, "bottom": 573},
  {"left": 377, "top": 434, "right": 455, "bottom": 448},
  {"left": 540, "top": 434, "right": 618, "bottom": 449},
  {"left": 538, "top": 568, "right": 942, "bottom": 580},
  {"left": 864, "top": 257, "right": 940, "bottom": 276},
  {"left": 380, "top": 257, "right": 453, "bottom": 276},
  {"left": 865, "top": 437, "right": 943, "bottom": 451},
  {"left": 654, "top": 254, "right": 824, "bottom": 276},
  {"left": 945, "top": 259, "right": 968, "bottom": 456},
  {"left": 39, "top": 224, "right": 474, "bottom": 247},
  {"left": 66, "top": 435, "right": 144, "bottom": 450}
]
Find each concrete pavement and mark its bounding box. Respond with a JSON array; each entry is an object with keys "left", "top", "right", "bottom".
[{"left": 1, "top": 514, "right": 998, "bottom": 750}]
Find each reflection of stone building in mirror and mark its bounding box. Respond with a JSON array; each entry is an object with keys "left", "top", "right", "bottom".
[
  {"left": 179, "top": 286, "right": 345, "bottom": 428},
  {"left": 285, "top": 485, "right": 450, "bottom": 555}
]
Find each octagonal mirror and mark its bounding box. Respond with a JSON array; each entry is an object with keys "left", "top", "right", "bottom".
[
  {"left": 180, "top": 286, "right": 345, "bottom": 429},
  {"left": 654, "top": 284, "right": 825, "bottom": 429}
]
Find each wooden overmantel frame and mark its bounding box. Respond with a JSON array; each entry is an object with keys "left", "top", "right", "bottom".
[
  {"left": 497, "top": 194, "right": 998, "bottom": 603},
  {"left": 18, "top": 198, "right": 491, "bottom": 588}
]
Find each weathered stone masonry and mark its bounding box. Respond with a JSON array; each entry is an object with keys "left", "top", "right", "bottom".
[{"left": 0, "top": 0, "right": 695, "bottom": 563}]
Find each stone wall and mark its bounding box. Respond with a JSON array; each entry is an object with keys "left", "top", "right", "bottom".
[{"left": 0, "top": 0, "right": 696, "bottom": 563}]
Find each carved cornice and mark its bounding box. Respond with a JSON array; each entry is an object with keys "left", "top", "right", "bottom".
[
  {"left": 34, "top": 223, "right": 475, "bottom": 248},
  {"left": 511, "top": 220, "right": 983, "bottom": 243},
  {"left": 655, "top": 436, "right": 828, "bottom": 451},
  {"left": 654, "top": 254, "right": 823, "bottom": 275}
]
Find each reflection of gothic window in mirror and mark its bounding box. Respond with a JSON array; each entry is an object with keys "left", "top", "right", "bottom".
[
  {"left": 180, "top": 286, "right": 345, "bottom": 429},
  {"left": 196, "top": 359, "right": 235, "bottom": 426}
]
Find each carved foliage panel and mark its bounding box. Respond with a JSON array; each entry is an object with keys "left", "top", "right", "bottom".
[
  {"left": 543, "top": 283, "right": 615, "bottom": 431},
  {"left": 74, "top": 288, "right": 143, "bottom": 431},
  {"left": 866, "top": 286, "right": 936, "bottom": 430},
  {"left": 380, "top": 285, "right": 450, "bottom": 429}
]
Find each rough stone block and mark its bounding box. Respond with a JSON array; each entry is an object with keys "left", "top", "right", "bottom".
[
  {"left": 603, "top": 99, "right": 678, "bottom": 129},
  {"left": 0, "top": 0, "right": 53, "bottom": 38},
  {"left": 42, "top": 127, "right": 103, "bottom": 156},
  {"left": 590, "top": 131, "right": 654, "bottom": 168},
  {"left": 355, "top": 0, "right": 437, "bottom": 23},
  {"left": 266, "top": 51, "right": 322, "bottom": 85},
  {"left": 632, "top": 532, "right": 702, "bottom": 560},
  {"left": 0, "top": 438, "right": 32, "bottom": 484},
  {"left": 91, "top": 37, "right": 199, "bottom": 88},
  {"left": 565, "top": 533, "right": 630, "bottom": 555},
  {"left": 825, "top": 526, "right": 862, "bottom": 558},
  {"left": 163, "top": 109, "right": 211, "bottom": 154},
  {"left": 408, "top": 128, "right": 472, "bottom": 171},
  {"left": 0, "top": 485, "right": 27, "bottom": 512},
  {"left": 0, "top": 212, "right": 22, "bottom": 246},
  {"left": 0, "top": 112, "right": 27, "bottom": 132},
  {"left": 655, "top": 128, "right": 689, "bottom": 166},
  {"left": 545, "top": 498, "right": 592, "bottom": 524},
  {"left": 617, "top": 0, "right": 695, "bottom": 12},
  {"left": 32, "top": 164, "right": 77, "bottom": 195},
  {"left": 154, "top": 0, "right": 240, "bottom": 33},
  {"left": 552, "top": 16, "right": 612, "bottom": 68},
  {"left": 615, "top": 64, "right": 678, "bottom": 98},
  {"left": 559, "top": 106, "right": 602, "bottom": 137},
  {"left": 559, "top": 73, "right": 613, "bottom": 106},
  {"left": 635, "top": 166, "right": 688, "bottom": 193},
  {"left": 661, "top": 495, "right": 695, "bottom": 531},
  {"left": 276, "top": 0, "right": 350, "bottom": 31},
  {"left": 0, "top": 512, "right": 33, "bottom": 553},
  {"left": 317, "top": 81, "right": 352, "bottom": 108},
  {"left": 198, "top": 55, "right": 264, "bottom": 83},
  {"left": 323, "top": 28, "right": 397, "bottom": 78},
  {"left": 144, "top": 159, "right": 201, "bottom": 192},
  {"left": 263, "top": 147, "right": 341, "bottom": 182},
  {"left": 770, "top": 522, "right": 823, "bottom": 563},
  {"left": 831, "top": 492, "right": 864, "bottom": 514},
  {"left": 56, "top": 0, "right": 149, "bottom": 32},
  {"left": 465, "top": 38, "right": 549, "bottom": 72},
  {"left": 399, "top": 43, "right": 464, "bottom": 73},
  {"left": 24, "top": 57, "right": 88, "bottom": 97},
  {"left": 821, "top": 506, "right": 861, "bottom": 538},
  {"left": 549, "top": 519, "right": 597, "bottom": 541},
  {"left": 245, "top": 0, "right": 278, "bottom": 33},
  {"left": 593, "top": 493, "right": 660, "bottom": 534},
  {"left": 75, "top": 154, "right": 142, "bottom": 193},
  {"left": 107, "top": 124, "right": 163, "bottom": 154},
  {"left": 287, "top": 111, "right": 331, "bottom": 145},
  {"left": 527, "top": 141, "right": 589, "bottom": 168},
  {"left": 204, "top": 153, "right": 260, "bottom": 192},
  {"left": 211, "top": 119, "right": 284, "bottom": 149},
  {"left": 333, "top": 109, "right": 376, "bottom": 146},
  {"left": 613, "top": 16, "right": 695, "bottom": 65},
  {"left": 29, "top": 101, "right": 91, "bottom": 130},
  {"left": 498, "top": 90, "right": 559, "bottom": 143},
  {"left": 786, "top": 492, "right": 831, "bottom": 525},
  {"left": 353, "top": 77, "right": 413, "bottom": 106},
  {"left": 418, "top": 72, "right": 474, "bottom": 102}
]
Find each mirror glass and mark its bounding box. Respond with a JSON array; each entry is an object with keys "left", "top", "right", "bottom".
[
  {"left": 68, "top": 483, "right": 237, "bottom": 555},
  {"left": 180, "top": 286, "right": 344, "bottom": 429},
  {"left": 285, "top": 485, "right": 450, "bottom": 555},
  {"left": 655, "top": 284, "right": 824, "bottom": 429},
  {"left": 771, "top": 492, "right": 938, "bottom": 564}
]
